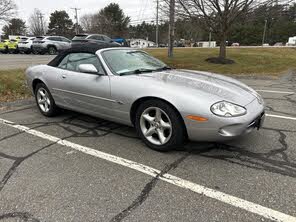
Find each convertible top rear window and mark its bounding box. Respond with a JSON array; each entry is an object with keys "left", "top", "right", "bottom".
[{"left": 47, "top": 43, "right": 119, "bottom": 67}]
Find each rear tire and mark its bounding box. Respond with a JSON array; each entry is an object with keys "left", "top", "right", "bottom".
[
  {"left": 48, "top": 46, "right": 57, "bottom": 55},
  {"left": 135, "top": 100, "right": 185, "bottom": 151},
  {"left": 35, "top": 83, "right": 59, "bottom": 117}
]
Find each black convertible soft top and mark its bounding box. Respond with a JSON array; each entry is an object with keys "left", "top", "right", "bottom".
[{"left": 48, "top": 43, "right": 119, "bottom": 67}]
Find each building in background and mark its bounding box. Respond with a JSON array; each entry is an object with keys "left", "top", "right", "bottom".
[
  {"left": 287, "top": 36, "right": 296, "bottom": 46},
  {"left": 128, "top": 38, "right": 156, "bottom": 48},
  {"left": 195, "top": 41, "right": 216, "bottom": 48}
]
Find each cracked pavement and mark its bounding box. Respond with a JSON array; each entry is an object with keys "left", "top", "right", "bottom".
[{"left": 0, "top": 74, "right": 296, "bottom": 222}]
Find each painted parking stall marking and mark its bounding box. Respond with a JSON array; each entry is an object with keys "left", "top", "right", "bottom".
[
  {"left": 256, "top": 90, "right": 295, "bottom": 94},
  {"left": 1, "top": 118, "right": 296, "bottom": 222},
  {"left": 266, "top": 114, "right": 296, "bottom": 121}
]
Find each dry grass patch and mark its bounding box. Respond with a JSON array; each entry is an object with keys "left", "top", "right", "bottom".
[{"left": 0, "top": 69, "right": 31, "bottom": 102}]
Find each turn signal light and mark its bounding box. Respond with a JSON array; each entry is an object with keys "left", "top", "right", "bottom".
[{"left": 186, "top": 115, "right": 208, "bottom": 122}]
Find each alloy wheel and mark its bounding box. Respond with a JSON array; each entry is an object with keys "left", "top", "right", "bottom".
[
  {"left": 140, "top": 107, "right": 172, "bottom": 145},
  {"left": 37, "top": 88, "right": 51, "bottom": 113}
]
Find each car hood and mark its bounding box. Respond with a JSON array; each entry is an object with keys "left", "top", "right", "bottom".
[{"left": 140, "top": 69, "right": 258, "bottom": 106}]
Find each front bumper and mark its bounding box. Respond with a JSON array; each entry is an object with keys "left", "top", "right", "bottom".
[
  {"left": 185, "top": 98, "right": 265, "bottom": 142},
  {"left": 8, "top": 47, "right": 18, "bottom": 52},
  {"left": 0, "top": 46, "right": 8, "bottom": 51},
  {"left": 18, "top": 46, "right": 31, "bottom": 52}
]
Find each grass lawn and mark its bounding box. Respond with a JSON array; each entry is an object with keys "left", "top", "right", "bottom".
[
  {"left": 146, "top": 47, "right": 296, "bottom": 76},
  {"left": 0, "top": 69, "right": 31, "bottom": 102}
]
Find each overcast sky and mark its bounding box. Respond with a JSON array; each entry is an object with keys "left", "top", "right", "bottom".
[{"left": 0, "top": 0, "right": 156, "bottom": 33}]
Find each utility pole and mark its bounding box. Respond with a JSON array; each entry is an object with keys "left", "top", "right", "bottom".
[
  {"left": 71, "top": 8, "right": 81, "bottom": 34},
  {"left": 37, "top": 12, "right": 45, "bottom": 35},
  {"left": 262, "top": 19, "right": 267, "bottom": 46},
  {"left": 156, "top": 0, "right": 159, "bottom": 47},
  {"left": 168, "top": 0, "right": 175, "bottom": 58}
]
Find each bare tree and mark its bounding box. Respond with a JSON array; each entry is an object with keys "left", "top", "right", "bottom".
[
  {"left": 163, "top": 0, "right": 284, "bottom": 62},
  {"left": 80, "top": 14, "right": 95, "bottom": 33},
  {"left": 178, "top": 0, "right": 263, "bottom": 61},
  {"left": 0, "top": 0, "right": 16, "bottom": 21},
  {"left": 28, "top": 8, "right": 47, "bottom": 36}
]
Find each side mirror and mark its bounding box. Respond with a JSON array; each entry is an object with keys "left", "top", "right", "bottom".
[{"left": 78, "top": 64, "right": 99, "bottom": 74}]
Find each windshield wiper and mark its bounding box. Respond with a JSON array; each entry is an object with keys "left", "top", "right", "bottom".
[
  {"left": 155, "top": 66, "right": 172, "bottom": 71},
  {"left": 119, "top": 68, "right": 155, "bottom": 75},
  {"left": 119, "top": 66, "right": 172, "bottom": 76}
]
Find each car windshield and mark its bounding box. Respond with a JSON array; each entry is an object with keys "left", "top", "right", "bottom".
[
  {"left": 102, "top": 49, "right": 169, "bottom": 75},
  {"left": 34, "top": 37, "right": 44, "bottom": 41}
]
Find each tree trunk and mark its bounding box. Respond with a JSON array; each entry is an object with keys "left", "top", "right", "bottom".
[
  {"left": 219, "top": 34, "right": 227, "bottom": 59},
  {"left": 168, "top": 0, "right": 175, "bottom": 58}
]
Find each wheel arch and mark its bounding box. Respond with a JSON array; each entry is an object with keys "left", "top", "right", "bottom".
[
  {"left": 130, "top": 96, "right": 188, "bottom": 138},
  {"left": 32, "top": 79, "right": 45, "bottom": 94},
  {"left": 47, "top": 44, "right": 57, "bottom": 50},
  {"left": 47, "top": 44, "right": 57, "bottom": 48}
]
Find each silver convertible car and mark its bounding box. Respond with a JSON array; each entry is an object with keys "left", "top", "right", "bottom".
[{"left": 25, "top": 44, "right": 265, "bottom": 151}]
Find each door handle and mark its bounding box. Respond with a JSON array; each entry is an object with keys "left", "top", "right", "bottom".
[{"left": 62, "top": 75, "right": 66, "bottom": 79}]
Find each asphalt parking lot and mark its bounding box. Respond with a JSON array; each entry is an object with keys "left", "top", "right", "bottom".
[
  {"left": 0, "top": 61, "right": 296, "bottom": 221},
  {"left": 0, "top": 54, "right": 54, "bottom": 70}
]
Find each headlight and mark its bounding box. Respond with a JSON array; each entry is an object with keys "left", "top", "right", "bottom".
[{"left": 211, "top": 101, "right": 247, "bottom": 117}]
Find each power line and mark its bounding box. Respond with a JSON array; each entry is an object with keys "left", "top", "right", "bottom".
[{"left": 130, "top": 17, "right": 156, "bottom": 23}]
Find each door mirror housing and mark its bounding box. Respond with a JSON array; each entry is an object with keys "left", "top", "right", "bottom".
[{"left": 78, "top": 64, "right": 101, "bottom": 75}]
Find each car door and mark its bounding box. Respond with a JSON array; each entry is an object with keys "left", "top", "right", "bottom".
[
  {"left": 59, "top": 37, "right": 71, "bottom": 50},
  {"left": 50, "top": 37, "right": 62, "bottom": 50},
  {"left": 54, "top": 52, "right": 113, "bottom": 117}
]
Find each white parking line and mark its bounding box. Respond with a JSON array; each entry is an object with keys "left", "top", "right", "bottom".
[
  {"left": 266, "top": 114, "right": 296, "bottom": 121},
  {"left": 256, "top": 90, "right": 295, "bottom": 94},
  {"left": 0, "top": 118, "right": 296, "bottom": 222}
]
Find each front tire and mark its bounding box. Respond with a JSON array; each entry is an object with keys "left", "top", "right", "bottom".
[
  {"left": 135, "top": 100, "right": 185, "bottom": 151},
  {"left": 35, "top": 83, "right": 59, "bottom": 117}
]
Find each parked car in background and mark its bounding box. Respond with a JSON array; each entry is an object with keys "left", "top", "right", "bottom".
[
  {"left": 112, "top": 38, "right": 129, "bottom": 47},
  {"left": 2, "top": 39, "right": 20, "bottom": 54},
  {"left": 0, "top": 39, "right": 10, "bottom": 53},
  {"left": 274, "top": 42, "right": 283, "bottom": 46},
  {"left": 32, "top": 36, "right": 71, "bottom": 55},
  {"left": 231, "top": 43, "right": 240, "bottom": 47},
  {"left": 18, "top": 37, "right": 35, "bottom": 54},
  {"left": 72, "top": 34, "right": 120, "bottom": 46}
]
